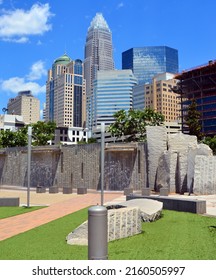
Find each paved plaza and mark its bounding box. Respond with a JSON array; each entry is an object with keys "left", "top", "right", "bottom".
[{"left": 0, "top": 187, "right": 216, "bottom": 242}]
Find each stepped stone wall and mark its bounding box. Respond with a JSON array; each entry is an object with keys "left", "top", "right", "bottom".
[
  {"left": 1, "top": 126, "right": 216, "bottom": 195},
  {"left": 0, "top": 143, "right": 147, "bottom": 191}
]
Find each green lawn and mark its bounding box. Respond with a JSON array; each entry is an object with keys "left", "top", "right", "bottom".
[
  {"left": 0, "top": 209, "right": 215, "bottom": 260},
  {"left": 0, "top": 206, "right": 45, "bottom": 219}
]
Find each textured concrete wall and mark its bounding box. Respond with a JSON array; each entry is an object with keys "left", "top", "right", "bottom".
[
  {"left": 0, "top": 143, "right": 147, "bottom": 191},
  {"left": 194, "top": 155, "right": 216, "bottom": 195}
]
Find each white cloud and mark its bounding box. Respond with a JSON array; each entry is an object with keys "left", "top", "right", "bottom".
[
  {"left": 0, "top": 1, "right": 3, "bottom": 5},
  {"left": 0, "top": 3, "right": 53, "bottom": 41},
  {"left": 27, "top": 60, "right": 47, "bottom": 81},
  {"left": 0, "top": 60, "right": 47, "bottom": 95},
  {"left": 117, "top": 2, "right": 124, "bottom": 9},
  {"left": 2, "top": 36, "right": 29, "bottom": 43},
  {"left": 1, "top": 77, "right": 46, "bottom": 95}
]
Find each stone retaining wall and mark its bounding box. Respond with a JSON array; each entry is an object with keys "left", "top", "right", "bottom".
[{"left": 0, "top": 143, "right": 147, "bottom": 191}]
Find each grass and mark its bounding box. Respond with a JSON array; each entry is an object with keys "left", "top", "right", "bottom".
[
  {"left": 0, "top": 206, "right": 46, "bottom": 219},
  {"left": 0, "top": 209, "right": 215, "bottom": 260}
]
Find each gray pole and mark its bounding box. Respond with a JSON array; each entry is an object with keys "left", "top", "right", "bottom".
[
  {"left": 101, "top": 123, "right": 105, "bottom": 206},
  {"left": 27, "top": 126, "right": 32, "bottom": 208}
]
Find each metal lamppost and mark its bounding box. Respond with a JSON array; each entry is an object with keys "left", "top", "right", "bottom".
[
  {"left": 27, "top": 126, "right": 32, "bottom": 208},
  {"left": 87, "top": 122, "right": 108, "bottom": 260},
  {"left": 100, "top": 122, "right": 105, "bottom": 206}
]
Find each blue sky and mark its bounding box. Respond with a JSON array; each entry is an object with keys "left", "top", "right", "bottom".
[{"left": 0, "top": 0, "right": 216, "bottom": 116}]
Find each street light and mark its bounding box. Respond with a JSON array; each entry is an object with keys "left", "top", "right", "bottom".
[
  {"left": 27, "top": 126, "right": 32, "bottom": 208},
  {"left": 100, "top": 122, "right": 105, "bottom": 206}
]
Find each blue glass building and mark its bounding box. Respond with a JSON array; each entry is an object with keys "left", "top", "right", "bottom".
[
  {"left": 122, "top": 46, "right": 179, "bottom": 85},
  {"left": 92, "top": 70, "right": 137, "bottom": 128}
]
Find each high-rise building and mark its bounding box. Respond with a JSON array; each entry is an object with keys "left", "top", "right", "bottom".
[
  {"left": 46, "top": 54, "right": 86, "bottom": 127},
  {"left": 122, "top": 46, "right": 179, "bottom": 85},
  {"left": 7, "top": 90, "right": 40, "bottom": 124},
  {"left": 144, "top": 73, "right": 181, "bottom": 122},
  {"left": 175, "top": 60, "right": 216, "bottom": 136},
  {"left": 84, "top": 13, "right": 114, "bottom": 129},
  {"left": 92, "top": 70, "right": 137, "bottom": 128}
]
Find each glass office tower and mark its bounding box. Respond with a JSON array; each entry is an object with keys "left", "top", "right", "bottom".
[
  {"left": 92, "top": 70, "right": 137, "bottom": 128},
  {"left": 84, "top": 13, "right": 114, "bottom": 130},
  {"left": 122, "top": 46, "right": 179, "bottom": 85}
]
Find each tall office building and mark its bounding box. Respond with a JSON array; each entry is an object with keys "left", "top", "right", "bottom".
[
  {"left": 122, "top": 46, "right": 179, "bottom": 85},
  {"left": 92, "top": 70, "right": 137, "bottom": 128},
  {"left": 144, "top": 73, "right": 181, "bottom": 122},
  {"left": 84, "top": 13, "right": 114, "bottom": 129},
  {"left": 46, "top": 54, "right": 86, "bottom": 127},
  {"left": 7, "top": 90, "right": 40, "bottom": 124}
]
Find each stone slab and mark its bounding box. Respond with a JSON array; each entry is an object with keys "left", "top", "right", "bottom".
[
  {"left": 127, "top": 194, "right": 206, "bottom": 214},
  {"left": 66, "top": 206, "right": 142, "bottom": 246},
  {"left": 0, "top": 197, "right": 20, "bottom": 206}
]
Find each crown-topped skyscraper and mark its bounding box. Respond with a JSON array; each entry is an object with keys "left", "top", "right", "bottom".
[{"left": 84, "top": 13, "right": 114, "bottom": 130}]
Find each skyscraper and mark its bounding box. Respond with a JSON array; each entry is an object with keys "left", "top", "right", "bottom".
[
  {"left": 92, "top": 70, "right": 137, "bottom": 128},
  {"left": 122, "top": 46, "right": 179, "bottom": 85},
  {"left": 46, "top": 54, "right": 86, "bottom": 127},
  {"left": 84, "top": 13, "right": 114, "bottom": 129}
]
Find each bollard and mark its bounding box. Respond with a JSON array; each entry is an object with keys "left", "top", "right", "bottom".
[{"left": 88, "top": 205, "right": 108, "bottom": 260}]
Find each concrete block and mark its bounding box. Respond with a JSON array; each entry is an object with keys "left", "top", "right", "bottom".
[
  {"left": 36, "top": 186, "right": 46, "bottom": 193},
  {"left": 0, "top": 197, "right": 20, "bottom": 206},
  {"left": 77, "top": 187, "right": 87, "bottom": 194},
  {"left": 160, "top": 188, "right": 169, "bottom": 196},
  {"left": 63, "top": 187, "right": 73, "bottom": 194},
  {"left": 127, "top": 194, "right": 206, "bottom": 214},
  {"left": 124, "top": 188, "right": 133, "bottom": 196},
  {"left": 49, "top": 186, "right": 59, "bottom": 193},
  {"left": 141, "top": 188, "right": 151, "bottom": 196}
]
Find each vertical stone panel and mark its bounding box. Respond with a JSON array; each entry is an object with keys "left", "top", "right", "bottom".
[
  {"left": 194, "top": 155, "right": 216, "bottom": 195},
  {"left": 146, "top": 126, "right": 167, "bottom": 190}
]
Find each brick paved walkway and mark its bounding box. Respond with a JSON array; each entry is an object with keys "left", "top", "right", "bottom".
[{"left": 0, "top": 192, "right": 123, "bottom": 241}]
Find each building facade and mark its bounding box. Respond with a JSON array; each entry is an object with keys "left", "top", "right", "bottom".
[
  {"left": 122, "top": 46, "right": 179, "bottom": 85},
  {"left": 175, "top": 60, "right": 216, "bottom": 136},
  {"left": 144, "top": 73, "right": 181, "bottom": 122},
  {"left": 53, "top": 127, "right": 89, "bottom": 145},
  {"left": 92, "top": 70, "right": 137, "bottom": 128},
  {"left": 0, "top": 114, "right": 25, "bottom": 131},
  {"left": 84, "top": 13, "right": 114, "bottom": 130},
  {"left": 46, "top": 54, "right": 86, "bottom": 128},
  {"left": 7, "top": 90, "right": 40, "bottom": 124}
]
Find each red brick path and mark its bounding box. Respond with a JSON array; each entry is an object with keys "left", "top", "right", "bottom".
[{"left": 0, "top": 192, "right": 122, "bottom": 241}]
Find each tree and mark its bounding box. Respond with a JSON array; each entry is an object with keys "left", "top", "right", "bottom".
[
  {"left": 30, "top": 121, "right": 56, "bottom": 146},
  {"left": 0, "top": 128, "right": 28, "bottom": 148},
  {"left": 0, "top": 121, "right": 56, "bottom": 148},
  {"left": 108, "top": 108, "right": 165, "bottom": 142},
  {"left": 202, "top": 136, "right": 216, "bottom": 155},
  {"left": 184, "top": 99, "right": 203, "bottom": 140}
]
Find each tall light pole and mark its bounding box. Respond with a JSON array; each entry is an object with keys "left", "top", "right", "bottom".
[
  {"left": 100, "top": 122, "right": 105, "bottom": 206},
  {"left": 27, "top": 126, "right": 32, "bottom": 208}
]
